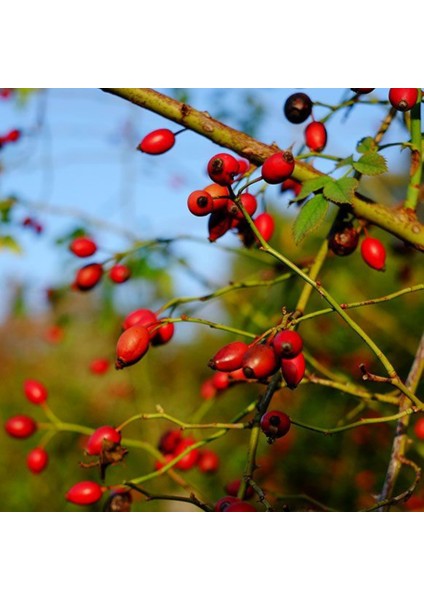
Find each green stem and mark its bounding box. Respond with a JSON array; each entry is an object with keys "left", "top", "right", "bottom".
[
  {"left": 405, "top": 89, "right": 422, "bottom": 211},
  {"left": 117, "top": 412, "right": 248, "bottom": 432},
  {"left": 294, "top": 239, "right": 329, "bottom": 317}
]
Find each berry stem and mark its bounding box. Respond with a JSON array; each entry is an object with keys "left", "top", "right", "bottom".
[{"left": 404, "top": 88, "right": 422, "bottom": 211}]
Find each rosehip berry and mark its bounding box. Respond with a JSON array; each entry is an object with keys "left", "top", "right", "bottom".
[
  {"left": 138, "top": 128, "right": 176, "bottom": 155},
  {"left": 260, "top": 410, "right": 291, "bottom": 441},
  {"left": 414, "top": 418, "right": 424, "bottom": 440},
  {"left": 27, "top": 447, "right": 49, "bottom": 474},
  {"left": 253, "top": 212, "right": 275, "bottom": 244},
  {"left": 242, "top": 344, "right": 279, "bottom": 380},
  {"left": 122, "top": 308, "right": 157, "bottom": 330},
  {"left": 200, "top": 378, "right": 217, "bottom": 400},
  {"left": 273, "top": 330, "right": 303, "bottom": 358},
  {"left": 187, "top": 190, "right": 214, "bottom": 216},
  {"left": 237, "top": 158, "right": 250, "bottom": 175},
  {"left": 86, "top": 426, "right": 121, "bottom": 455},
  {"left": 388, "top": 88, "right": 418, "bottom": 112},
  {"left": 5, "top": 415, "right": 37, "bottom": 439},
  {"left": 207, "top": 153, "right": 240, "bottom": 185},
  {"left": 149, "top": 320, "right": 175, "bottom": 346},
  {"left": 203, "top": 183, "right": 231, "bottom": 212},
  {"left": 158, "top": 429, "right": 183, "bottom": 454},
  {"left": 115, "top": 324, "right": 150, "bottom": 369},
  {"left": 328, "top": 222, "right": 359, "bottom": 256},
  {"left": 208, "top": 210, "right": 232, "bottom": 242},
  {"left": 65, "top": 481, "right": 103, "bottom": 505},
  {"left": 261, "top": 151, "right": 295, "bottom": 184},
  {"left": 214, "top": 496, "right": 239, "bottom": 511},
  {"left": 226, "top": 193, "right": 258, "bottom": 221},
  {"left": 154, "top": 453, "right": 174, "bottom": 471},
  {"left": 89, "top": 358, "right": 110, "bottom": 375},
  {"left": 304, "top": 121, "right": 327, "bottom": 152},
  {"left": 224, "top": 501, "right": 257, "bottom": 512},
  {"left": 174, "top": 438, "right": 200, "bottom": 470},
  {"left": 281, "top": 178, "right": 302, "bottom": 196},
  {"left": 4, "top": 129, "right": 21, "bottom": 142},
  {"left": 73, "top": 263, "right": 103, "bottom": 291},
  {"left": 208, "top": 341, "right": 249, "bottom": 372},
  {"left": 211, "top": 371, "right": 231, "bottom": 391},
  {"left": 283, "top": 93, "right": 313, "bottom": 124},
  {"left": 225, "top": 479, "right": 254, "bottom": 499},
  {"left": 69, "top": 236, "right": 97, "bottom": 258},
  {"left": 281, "top": 352, "right": 306, "bottom": 389},
  {"left": 109, "top": 264, "right": 131, "bottom": 284},
  {"left": 197, "top": 449, "right": 220, "bottom": 473},
  {"left": 24, "top": 379, "right": 48, "bottom": 404},
  {"left": 360, "top": 237, "right": 386, "bottom": 271}
]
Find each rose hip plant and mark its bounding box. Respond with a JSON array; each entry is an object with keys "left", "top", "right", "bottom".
[{"left": 2, "top": 88, "right": 424, "bottom": 512}]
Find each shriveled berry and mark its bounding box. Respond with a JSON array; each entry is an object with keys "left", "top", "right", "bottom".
[
  {"left": 224, "top": 501, "right": 257, "bottom": 512},
  {"left": 203, "top": 183, "right": 231, "bottom": 212},
  {"left": 69, "top": 236, "right": 97, "bottom": 258},
  {"left": 208, "top": 209, "right": 232, "bottom": 242},
  {"left": 73, "top": 263, "right": 103, "bottom": 291},
  {"left": 242, "top": 344, "right": 279, "bottom": 380},
  {"left": 207, "top": 153, "right": 240, "bottom": 185},
  {"left": 103, "top": 488, "right": 132, "bottom": 512},
  {"left": 86, "top": 426, "right": 121, "bottom": 455},
  {"left": 388, "top": 88, "right": 418, "bottom": 112},
  {"left": 138, "top": 128, "right": 175, "bottom": 154},
  {"left": 351, "top": 88, "right": 375, "bottom": 94},
  {"left": 273, "top": 330, "right": 303, "bottom": 358},
  {"left": 197, "top": 449, "right": 220, "bottom": 473},
  {"left": 109, "top": 264, "right": 131, "bottom": 283},
  {"left": 89, "top": 358, "right": 110, "bottom": 375},
  {"left": 122, "top": 308, "right": 157, "bottom": 330},
  {"left": 187, "top": 190, "right": 214, "bottom": 216},
  {"left": 24, "top": 379, "right": 48, "bottom": 404},
  {"left": 304, "top": 121, "right": 327, "bottom": 152},
  {"left": 284, "top": 93, "right": 313, "bottom": 124},
  {"left": 115, "top": 324, "right": 150, "bottom": 369},
  {"left": 281, "top": 352, "right": 306, "bottom": 389},
  {"left": 209, "top": 341, "right": 249, "bottom": 372},
  {"left": 360, "top": 237, "right": 386, "bottom": 271},
  {"left": 328, "top": 222, "right": 359, "bottom": 256},
  {"left": 260, "top": 410, "right": 291, "bottom": 441},
  {"left": 214, "top": 496, "right": 239, "bottom": 511},
  {"left": 27, "top": 447, "right": 49, "bottom": 474},
  {"left": 5, "top": 415, "right": 37, "bottom": 439},
  {"left": 149, "top": 320, "right": 175, "bottom": 346},
  {"left": 65, "top": 481, "right": 103, "bottom": 505},
  {"left": 261, "top": 151, "right": 295, "bottom": 184}
]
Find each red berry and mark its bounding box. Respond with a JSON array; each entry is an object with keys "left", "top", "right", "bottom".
[
  {"left": 253, "top": 213, "right": 275, "bottom": 244},
  {"left": 138, "top": 129, "right": 176, "bottom": 155},
  {"left": 237, "top": 158, "right": 250, "bottom": 175},
  {"left": 281, "top": 352, "right": 306, "bottom": 389},
  {"left": 214, "top": 496, "right": 239, "bottom": 511},
  {"left": 413, "top": 418, "right": 424, "bottom": 440},
  {"left": 4, "top": 128, "right": 21, "bottom": 142},
  {"left": 69, "top": 236, "right": 97, "bottom": 258},
  {"left": 360, "top": 237, "right": 386, "bottom": 271},
  {"left": 109, "top": 264, "right": 131, "bottom": 284},
  {"left": 261, "top": 151, "right": 295, "bottom": 184},
  {"left": 226, "top": 193, "right": 257, "bottom": 221},
  {"left": 115, "top": 324, "right": 150, "bottom": 369},
  {"left": 27, "top": 447, "right": 49, "bottom": 474},
  {"left": 5, "top": 415, "right": 37, "bottom": 439},
  {"left": 197, "top": 449, "right": 220, "bottom": 473},
  {"left": 149, "top": 320, "right": 175, "bottom": 346},
  {"left": 24, "top": 379, "right": 48, "bottom": 404},
  {"left": 280, "top": 178, "right": 302, "bottom": 196},
  {"left": 200, "top": 378, "right": 217, "bottom": 400},
  {"left": 65, "top": 481, "right": 103, "bottom": 505},
  {"left": 304, "top": 121, "right": 327, "bottom": 152},
  {"left": 203, "top": 183, "right": 231, "bottom": 212},
  {"left": 207, "top": 153, "right": 240, "bottom": 185},
  {"left": 158, "top": 429, "right": 183, "bottom": 454},
  {"left": 174, "top": 438, "right": 200, "bottom": 471},
  {"left": 284, "top": 93, "right": 313, "bottom": 124},
  {"left": 388, "top": 88, "right": 418, "bottom": 112},
  {"left": 86, "top": 426, "right": 121, "bottom": 455},
  {"left": 225, "top": 479, "right": 255, "bottom": 499},
  {"left": 260, "top": 410, "right": 291, "bottom": 440},
  {"left": 224, "top": 501, "right": 257, "bottom": 512},
  {"left": 89, "top": 358, "right": 110, "bottom": 375},
  {"left": 242, "top": 344, "right": 279, "bottom": 380},
  {"left": 187, "top": 190, "right": 214, "bottom": 216},
  {"left": 154, "top": 453, "right": 174, "bottom": 471},
  {"left": 272, "top": 330, "right": 303, "bottom": 358},
  {"left": 211, "top": 371, "right": 231, "bottom": 391},
  {"left": 122, "top": 308, "right": 157, "bottom": 330},
  {"left": 73, "top": 263, "right": 103, "bottom": 291},
  {"left": 208, "top": 341, "right": 249, "bottom": 372}
]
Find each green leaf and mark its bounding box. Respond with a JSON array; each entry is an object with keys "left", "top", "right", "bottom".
[
  {"left": 356, "top": 136, "right": 378, "bottom": 153},
  {"left": 323, "top": 177, "right": 358, "bottom": 205},
  {"left": 292, "top": 194, "right": 329, "bottom": 245},
  {"left": 353, "top": 151, "right": 387, "bottom": 176},
  {"left": 336, "top": 155, "right": 354, "bottom": 169},
  {"left": 292, "top": 175, "right": 332, "bottom": 202},
  {"left": 0, "top": 235, "right": 22, "bottom": 254}
]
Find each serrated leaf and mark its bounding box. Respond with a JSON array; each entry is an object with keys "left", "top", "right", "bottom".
[
  {"left": 0, "top": 235, "right": 22, "bottom": 254},
  {"left": 356, "top": 137, "right": 378, "bottom": 153},
  {"left": 292, "top": 175, "right": 332, "bottom": 202},
  {"left": 292, "top": 194, "right": 328, "bottom": 245},
  {"left": 323, "top": 177, "right": 358, "bottom": 205},
  {"left": 353, "top": 151, "right": 387, "bottom": 176}
]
